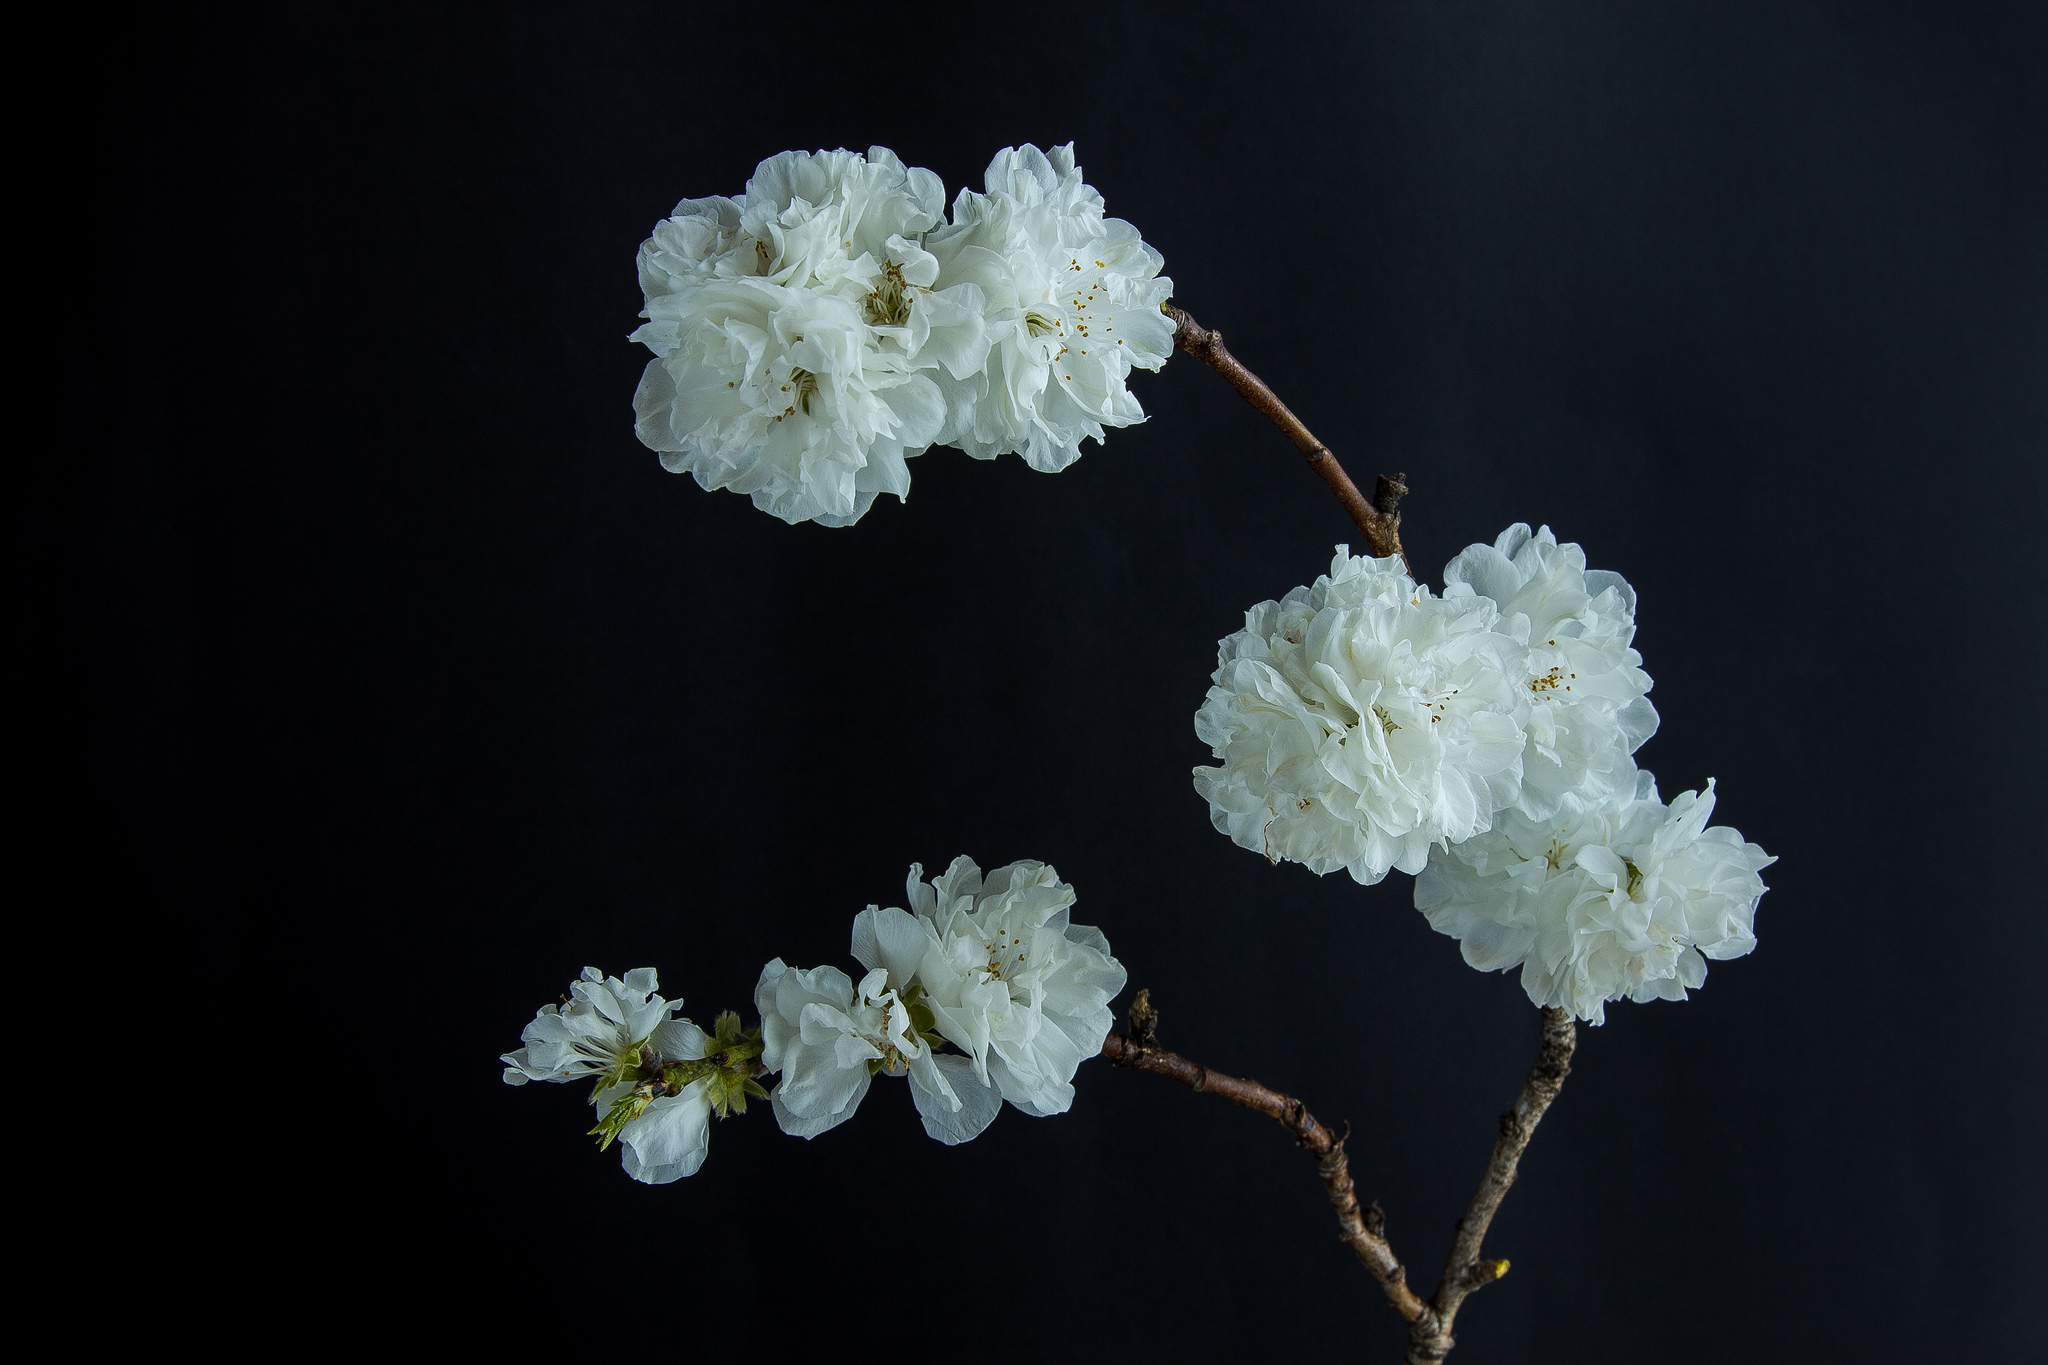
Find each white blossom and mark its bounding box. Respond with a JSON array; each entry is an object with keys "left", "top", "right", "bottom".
[
  {"left": 630, "top": 147, "right": 990, "bottom": 526},
  {"left": 1415, "top": 771, "right": 1774, "bottom": 1023},
  {"left": 1444, "top": 524, "right": 1658, "bottom": 819},
  {"left": 586, "top": 1071, "right": 715, "bottom": 1185},
  {"left": 753, "top": 958, "right": 976, "bottom": 1141},
  {"left": 501, "top": 966, "right": 681, "bottom": 1086},
  {"left": 1194, "top": 547, "right": 1531, "bottom": 884},
  {"left": 847, "top": 908, "right": 1002, "bottom": 1145},
  {"left": 923, "top": 143, "right": 1174, "bottom": 471},
  {"left": 501, "top": 967, "right": 714, "bottom": 1183},
  {"left": 858, "top": 856, "right": 1126, "bottom": 1119}
]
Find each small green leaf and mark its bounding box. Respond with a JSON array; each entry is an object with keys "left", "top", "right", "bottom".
[{"left": 588, "top": 1090, "right": 652, "bottom": 1152}]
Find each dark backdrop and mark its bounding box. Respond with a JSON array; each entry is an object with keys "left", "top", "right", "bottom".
[{"left": 38, "top": 2, "right": 2045, "bottom": 1358}]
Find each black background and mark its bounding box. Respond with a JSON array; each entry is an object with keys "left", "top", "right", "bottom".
[{"left": 38, "top": 2, "right": 2045, "bottom": 1358}]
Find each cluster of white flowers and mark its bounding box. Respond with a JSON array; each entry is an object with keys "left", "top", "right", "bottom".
[
  {"left": 500, "top": 861, "right": 1122, "bottom": 1182},
  {"left": 631, "top": 144, "right": 1171, "bottom": 526},
  {"left": 756, "top": 856, "right": 1126, "bottom": 1144},
  {"left": 1194, "top": 524, "right": 1771, "bottom": 1020},
  {"left": 501, "top": 967, "right": 718, "bottom": 1184}
]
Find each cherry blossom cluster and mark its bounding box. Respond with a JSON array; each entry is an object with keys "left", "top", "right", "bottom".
[
  {"left": 1193, "top": 524, "right": 1773, "bottom": 1021},
  {"left": 631, "top": 145, "right": 1172, "bottom": 526},
  {"left": 503, "top": 143, "right": 1784, "bottom": 1204},
  {"left": 501, "top": 858, "right": 1125, "bottom": 1183},
  {"left": 760, "top": 857, "right": 1125, "bottom": 1143}
]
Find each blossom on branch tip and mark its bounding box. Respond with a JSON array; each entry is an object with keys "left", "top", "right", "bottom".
[
  {"left": 1193, "top": 547, "right": 1531, "bottom": 884},
  {"left": 501, "top": 967, "right": 725, "bottom": 1183},
  {"left": 924, "top": 144, "right": 1174, "bottom": 471},
  {"left": 630, "top": 147, "right": 986, "bottom": 526},
  {"left": 1444, "top": 524, "right": 1658, "bottom": 820},
  {"left": 630, "top": 143, "right": 1168, "bottom": 524},
  {"left": 501, "top": 966, "right": 682, "bottom": 1087},
  {"left": 1415, "top": 772, "right": 1774, "bottom": 1024}
]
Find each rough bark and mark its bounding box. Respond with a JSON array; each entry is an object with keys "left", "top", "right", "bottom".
[{"left": 1405, "top": 1006, "right": 1578, "bottom": 1363}]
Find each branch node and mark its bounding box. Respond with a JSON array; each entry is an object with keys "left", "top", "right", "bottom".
[
  {"left": 1128, "top": 987, "right": 1159, "bottom": 1049},
  {"left": 1373, "top": 471, "right": 1409, "bottom": 517},
  {"left": 1425, "top": 1008, "right": 1579, "bottom": 1342},
  {"left": 1097, "top": 1030, "right": 1427, "bottom": 1326},
  {"left": 1165, "top": 301, "right": 1410, "bottom": 571}
]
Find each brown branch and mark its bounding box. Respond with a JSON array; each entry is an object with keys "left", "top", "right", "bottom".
[
  {"left": 1165, "top": 303, "right": 1412, "bottom": 574},
  {"left": 1102, "top": 993, "right": 1578, "bottom": 1365},
  {"left": 1100, "top": 990, "right": 1431, "bottom": 1325},
  {"left": 1405, "top": 1006, "right": 1578, "bottom": 1365}
]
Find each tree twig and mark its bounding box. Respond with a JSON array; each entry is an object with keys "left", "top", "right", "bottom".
[
  {"left": 1101, "top": 992, "right": 1577, "bottom": 1364},
  {"left": 1165, "top": 303, "right": 1411, "bottom": 574},
  {"left": 1406, "top": 1006, "right": 1578, "bottom": 1365},
  {"left": 1100, "top": 990, "right": 1430, "bottom": 1325}
]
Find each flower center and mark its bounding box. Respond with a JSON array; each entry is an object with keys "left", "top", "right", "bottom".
[
  {"left": 586, "top": 1034, "right": 650, "bottom": 1089},
  {"left": 1529, "top": 644, "right": 1575, "bottom": 696},
  {"left": 981, "top": 931, "right": 1031, "bottom": 982},
  {"left": 780, "top": 368, "right": 818, "bottom": 419},
  {"left": 864, "top": 260, "right": 913, "bottom": 327}
]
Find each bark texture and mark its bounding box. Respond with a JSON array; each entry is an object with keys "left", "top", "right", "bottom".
[{"left": 1406, "top": 1005, "right": 1577, "bottom": 1363}]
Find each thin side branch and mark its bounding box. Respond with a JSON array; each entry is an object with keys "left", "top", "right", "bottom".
[
  {"left": 1104, "top": 994, "right": 1578, "bottom": 1364},
  {"left": 1165, "top": 303, "right": 1411, "bottom": 573},
  {"left": 1100, "top": 991, "right": 1430, "bottom": 1325},
  {"left": 1405, "top": 1007, "right": 1578, "bottom": 1365}
]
